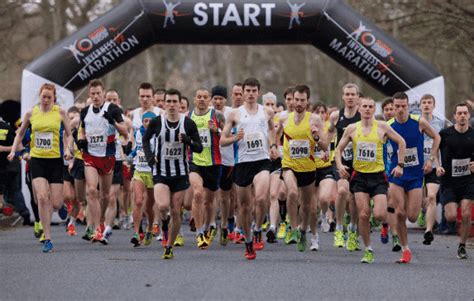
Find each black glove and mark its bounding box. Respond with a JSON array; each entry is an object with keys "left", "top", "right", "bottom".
[
  {"left": 72, "top": 128, "right": 78, "bottom": 141},
  {"left": 147, "top": 156, "right": 156, "bottom": 168},
  {"left": 102, "top": 110, "right": 115, "bottom": 125},
  {"left": 180, "top": 133, "right": 192, "bottom": 145},
  {"left": 76, "top": 139, "right": 88, "bottom": 152},
  {"left": 122, "top": 141, "right": 132, "bottom": 155}
]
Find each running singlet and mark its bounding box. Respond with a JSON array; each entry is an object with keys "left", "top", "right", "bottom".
[
  {"left": 189, "top": 108, "right": 221, "bottom": 166},
  {"left": 439, "top": 126, "right": 474, "bottom": 184},
  {"left": 423, "top": 115, "right": 444, "bottom": 167},
  {"left": 220, "top": 106, "right": 235, "bottom": 167},
  {"left": 388, "top": 114, "right": 424, "bottom": 180},
  {"left": 282, "top": 112, "right": 316, "bottom": 172},
  {"left": 315, "top": 120, "right": 335, "bottom": 169},
  {"left": 82, "top": 102, "right": 117, "bottom": 157},
  {"left": 352, "top": 120, "right": 384, "bottom": 173},
  {"left": 335, "top": 108, "right": 361, "bottom": 165},
  {"left": 235, "top": 104, "right": 269, "bottom": 164},
  {"left": 132, "top": 107, "right": 162, "bottom": 132},
  {"left": 30, "top": 104, "right": 63, "bottom": 159},
  {"left": 133, "top": 126, "right": 154, "bottom": 173}
]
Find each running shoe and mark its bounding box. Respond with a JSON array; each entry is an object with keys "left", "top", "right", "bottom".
[
  {"left": 67, "top": 224, "right": 77, "bottom": 236},
  {"left": 152, "top": 224, "right": 160, "bottom": 237},
  {"left": 234, "top": 231, "right": 245, "bottom": 244},
  {"left": 122, "top": 216, "right": 131, "bottom": 230},
  {"left": 277, "top": 222, "right": 287, "bottom": 240},
  {"left": 417, "top": 211, "right": 426, "bottom": 228},
  {"left": 112, "top": 218, "right": 121, "bottom": 230},
  {"left": 380, "top": 224, "right": 389, "bottom": 244},
  {"left": 162, "top": 246, "right": 174, "bottom": 259},
  {"left": 396, "top": 249, "right": 412, "bottom": 264},
  {"left": 42, "top": 239, "right": 54, "bottom": 253},
  {"left": 254, "top": 231, "right": 264, "bottom": 251},
  {"left": 209, "top": 226, "right": 217, "bottom": 242},
  {"left": 266, "top": 229, "right": 277, "bottom": 243},
  {"left": 39, "top": 233, "right": 46, "bottom": 244},
  {"left": 131, "top": 232, "right": 141, "bottom": 247},
  {"left": 82, "top": 227, "right": 93, "bottom": 241},
  {"left": 285, "top": 229, "right": 299, "bottom": 245},
  {"left": 161, "top": 229, "right": 169, "bottom": 248},
  {"left": 262, "top": 220, "right": 270, "bottom": 232},
  {"left": 156, "top": 232, "right": 163, "bottom": 241},
  {"left": 144, "top": 231, "right": 153, "bottom": 246},
  {"left": 361, "top": 249, "right": 374, "bottom": 263},
  {"left": 100, "top": 229, "right": 112, "bottom": 245},
  {"left": 296, "top": 231, "right": 306, "bottom": 252},
  {"left": 228, "top": 230, "right": 235, "bottom": 241},
  {"left": 197, "top": 233, "right": 208, "bottom": 249},
  {"left": 174, "top": 234, "right": 185, "bottom": 247},
  {"left": 346, "top": 231, "right": 360, "bottom": 251},
  {"left": 333, "top": 230, "right": 345, "bottom": 248},
  {"left": 92, "top": 230, "right": 103, "bottom": 243},
  {"left": 423, "top": 231, "right": 434, "bottom": 245},
  {"left": 244, "top": 242, "right": 256, "bottom": 260},
  {"left": 343, "top": 212, "right": 351, "bottom": 228},
  {"left": 321, "top": 216, "right": 330, "bottom": 233},
  {"left": 392, "top": 235, "right": 402, "bottom": 252},
  {"left": 58, "top": 205, "right": 68, "bottom": 220},
  {"left": 34, "top": 221, "right": 43, "bottom": 238},
  {"left": 310, "top": 235, "right": 319, "bottom": 251},
  {"left": 219, "top": 228, "right": 228, "bottom": 246},
  {"left": 457, "top": 244, "right": 468, "bottom": 259},
  {"left": 329, "top": 221, "right": 336, "bottom": 232}
]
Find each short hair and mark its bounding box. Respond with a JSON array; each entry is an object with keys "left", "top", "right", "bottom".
[
  {"left": 293, "top": 84, "right": 311, "bottom": 99},
  {"left": 361, "top": 96, "right": 375, "bottom": 105},
  {"left": 342, "top": 83, "right": 360, "bottom": 94},
  {"left": 314, "top": 101, "right": 327, "bottom": 113},
  {"left": 420, "top": 94, "right": 436, "bottom": 105},
  {"left": 154, "top": 88, "right": 166, "bottom": 95},
  {"left": 233, "top": 82, "right": 243, "bottom": 87},
  {"left": 276, "top": 102, "right": 286, "bottom": 110},
  {"left": 165, "top": 88, "right": 181, "bottom": 100},
  {"left": 181, "top": 96, "right": 189, "bottom": 109},
  {"left": 242, "top": 78, "right": 260, "bottom": 91},
  {"left": 88, "top": 79, "right": 105, "bottom": 91},
  {"left": 67, "top": 106, "right": 80, "bottom": 115},
  {"left": 454, "top": 102, "right": 470, "bottom": 113},
  {"left": 381, "top": 97, "right": 393, "bottom": 110},
  {"left": 105, "top": 89, "right": 119, "bottom": 95},
  {"left": 138, "top": 82, "right": 154, "bottom": 94},
  {"left": 392, "top": 91, "right": 409, "bottom": 101},
  {"left": 283, "top": 86, "right": 295, "bottom": 99}
]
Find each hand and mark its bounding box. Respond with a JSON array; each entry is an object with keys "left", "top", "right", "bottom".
[
  {"left": 235, "top": 128, "right": 244, "bottom": 142},
  {"left": 64, "top": 149, "right": 72, "bottom": 161},
  {"left": 311, "top": 125, "right": 319, "bottom": 138},
  {"left": 22, "top": 152, "right": 31, "bottom": 162},
  {"left": 179, "top": 133, "right": 191, "bottom": 145},
  {"left": 122, "top": 141, "right": 132, "bottom": 155},
  {"left": 337, "top": 164, "right": 350, "bottom": 179},
  {"left": 322, "top": 151, "right": 329, "bottom": 162},
  {"left": 391, "top": 166, "right": 403, "bottom": 178},
  {"left": 470, "top": 161, "right": 474, "bottom": 173},
  {"left": 422, "top": 160, "right": 433, "bottom": 175},
  {"left": 436, "top": 166, "right": 445, "bottom": 177},
  {"left": 102, "top": 110, "right": 115, "bottom": 125},
  {"left": 208, "top": 120, "right": 218, "bottom": 134},
  {"left": 7, "top": 151, "right": 15, "bottom": 162},
  {"left": 147, "top": 156, "right": 156, "bottom": 169},
  {"left": 270, "top": 145, "right": 279, "bottom": 160}
]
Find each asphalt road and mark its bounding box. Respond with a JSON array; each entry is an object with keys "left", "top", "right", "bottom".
[{"left": 1, "top": 224, "right": 473, "bottom": 300}]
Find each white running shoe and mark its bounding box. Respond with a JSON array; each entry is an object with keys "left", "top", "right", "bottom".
[
  {"left": 321, "top": 217, "right": 330, "bottom": 233},
  {"left": 310, "top": 235, "right": 320, "bottom": 251},
  {"left": 156, "top": 231, "right": 163, "bottom": 241}
]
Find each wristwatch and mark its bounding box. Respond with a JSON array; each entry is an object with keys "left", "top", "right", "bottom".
[{"left": 397, "top": 162, "right": 405, "bottom": 168}]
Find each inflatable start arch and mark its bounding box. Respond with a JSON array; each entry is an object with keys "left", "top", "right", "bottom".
[{"left": 22, "top": 0, "right": 445, "bottom": 117}]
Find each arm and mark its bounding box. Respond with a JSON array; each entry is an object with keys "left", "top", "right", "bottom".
[
  {"left": 334, "top": 124, "right": 354, "bottom": 179},
  {"left": 419, "top": 118, "right": 441, "bottom": 168},
  {"left": 327, "top": 110, "right": 339, "bottom": 135},
  {"left": 181, "top": 118, "right": 203, "bottom": 153},
  {"left": 381, "top": 122, "right": 405, "bottom": 177},
  {"left": 265, "top": 107, "right": 276, "bottom": 148},
  {"left": 7, "top": 111, "right": 31, "bottom": 161},
  {"left": 220, "top": 110, "right": 241, "bottom": 147},
  {"left": 210, "top": 110, "right": 225, "bottom": 135},
  {"left": 310, "top": 113, "right": 328, "bottom": 151},
  {"left": 142, "top": 118, "right": 159, "bottom": 166},
  {"left": 59, "top": 108, "right": 72, "bottom": 160},
  {"left": 274, "top": 113, "right": 287, "bottom": 145}
]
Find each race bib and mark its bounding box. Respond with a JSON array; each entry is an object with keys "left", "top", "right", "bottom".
[
  {"left": 404, "top": 147, "right": 419, "bottom": 167},
  {"left": 35, "top": 132, "right": 53, "bottom": 150},
  {"left": 386, "top": 142, "right": 393, "bottom": 163},
  {"left": 342, "top": 142, "right": 353, "bottom": 161},
  {"left": 356, "top": 142, "right": 377, "bottom": 162},
  {"left": 136, "top": 150, "right": 148, "bottom": 167},
  {"left": 423, "top": 140, "right": 433, "bottom": 156},
  {"left": 452, "top": 158, "right": 470, "bottom": 177},
  {"left": 244, "top": 132, "right": 264, "bottom": 154},
  {"left": 163, "top": 142, "right": 183, "bottom": 160},
  {"left": 289, "top": 140, "right": 310, "bottom": 159},
  {"left": 198, "top": 128, "right": 211, "bottom": 148}
]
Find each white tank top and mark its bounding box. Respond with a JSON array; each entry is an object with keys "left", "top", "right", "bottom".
[
  {"left": 220, "top": 106, "right": 235, "bottom": 166},
  {"left": 132, "top": 106, "right": 162, "bottom": 132},
  {"left": 235, "top": 104, "right": 269, "bottom": 164},
  {"left": 84, "top": 102, "right": 116, "bottom": 157},
  {"left": 133, "top": 129, "right": 154, "bottom": 173}
]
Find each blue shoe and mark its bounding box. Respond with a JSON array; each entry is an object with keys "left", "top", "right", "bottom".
[
  {"left": 58, "top": 205, "right": 68, "bottom": 220},
  {"left": 43, "top": 239, "right": 54, "bottom": 253}
]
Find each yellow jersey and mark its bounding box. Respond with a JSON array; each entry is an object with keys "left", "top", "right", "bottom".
[
  {"left": 282, "top": 112, "right": 316, "bottom": 172},
  {"left": 30, "top": 105, "right": 63, "bottom": 159},
  {"left": 352, "top": 120, "right": 384, "bottom": 173}
]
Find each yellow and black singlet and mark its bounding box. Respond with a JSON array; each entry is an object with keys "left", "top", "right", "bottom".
[
  {"left": 282, "top": 112, "right": 316, "bottom": 172},
  {"left": 30, "top": 105, "right": 63, "bottom": 159},
  {"left": 352, "top": 120, "right": 384, "bottom": 173}
]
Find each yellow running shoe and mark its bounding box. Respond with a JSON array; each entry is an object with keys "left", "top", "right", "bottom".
[
  {"left": 162, "top": 247, "right": 174, "bottom": 259},
  {"left": 143, "top": 231, "right": 153, "bottom": 246},
  {"left": 209, "top": 226, "right": 217, "bottom": 242},
  {"left": 277, "top": 222, "right": 287, "bottom": 240},
  {"left": 346, "top": 231, "right": 361, "bottom": 251},
  {"left": 333, "top": 230, "right": 344, "bottom": 248},
  {"left": 262, "top": 221, "right": 270, "bottom": 232},
  {"left": 39, "top": 233, "right": 46, "bottom": 243},
  {"left": 34, "top": 221, "right": 43, "bottom": 238},
  {"left": 197, "top": 233, "right": 208, "bottom": 249},
  {"left": 174, "top": 234, "right": 185, "bottom": 247}
]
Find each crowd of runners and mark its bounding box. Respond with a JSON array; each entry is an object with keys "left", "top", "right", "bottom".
[{"left": 1, "top": 77, "right": 473, "bottom": 262}]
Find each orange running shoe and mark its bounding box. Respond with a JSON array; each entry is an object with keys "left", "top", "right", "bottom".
[
  {"left": 396, "top": 249, "right": 412, "bottom": 264},
  {"left": 152, "top": 224, "right": 160, "bottom": 237},
  {"left": 253, "top": 231, "right": 265, "bottom": 251},
  {"left": 100, "top": 223, "right": 105, "bottom": 234},
  {"left": 67, "top": 224, "right": 77, "bottom": 236},
  {"left": 245, "top": 242, "right": 257, "bottom": 260},
  {"left": 228, "top": 230, "right": 235, "bottom": 241},
  {"left": 91, "top": 230, "right": 103, "bottom": 243},
  {"left": 161, "top": 229, "right": 168, "bottom": 248}
]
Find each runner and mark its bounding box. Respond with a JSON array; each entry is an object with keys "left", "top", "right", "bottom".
[
  {"left": 335, "top": 97, "right": 406, "bottom": 263},
  {"left": 418, "top": 94, "right": 445, "bottom": 245},
  {"left": 142, "top": 88, "right": 202, "bottom": 259},
  {"left": 8, "top": 83, "right": 72, "bottom": 252},
  {"left": 221, "top": 78, "right": 277, "bottom": 260},
  {"left": 276, "top": 85, "right": 327, "bottom": 251},
  {"left": 437, "top": 102, "right": 474, "bottom": 259},
  {"left": 77, "top": 79, "right": 128, "bottom": 244},
  {"left": 189, "top": 88, "right": 223, "bottom": 249},
  {"left": 387, "top": 92, "right": 441, "bottom": 264},
  {"left": 153, "top": 88, "right": 166, "bottom": 109},
  {"left": 328, "top": 83, "right": 361, "bottom": 251}
]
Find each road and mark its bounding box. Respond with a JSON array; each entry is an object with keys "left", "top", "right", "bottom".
[{"left": 0, "top": 223, "right": 473, "bottom": 300}]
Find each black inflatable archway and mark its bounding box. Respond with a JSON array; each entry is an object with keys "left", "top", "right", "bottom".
[{"left": 22, "top": 0, "right": 445, "bottom": 116}]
